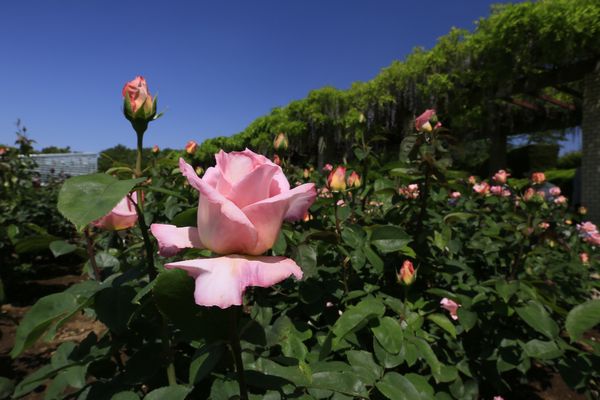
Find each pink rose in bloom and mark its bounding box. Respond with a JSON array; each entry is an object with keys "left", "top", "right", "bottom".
[
  {"left": 399, "top": 184, "right": 420, "bottom": 199},
  {"left": 554, "top": 195, "right": 567, "bottom": 205},
  {"left": 440, "top": 298, "right": 460, "bottom": 320},
  {"left": 577, "top": 221, "right": 600, "bottom": 246},
  {"left": 415, "top": 109, "right": 436, "bottom": 132},
  {"left": 580, "top": 252, "right": 590, "bottom": 265},
  {"left": 531, "top": 172, "right": 546, "bottom": 184},
  {"left": 328, "top": 166, "right": 347, "bottom": 191},
  {"left": 347, "top": 171, "right": 361, "bottom": 188},
  {"left": 323, "top": 163, "right": 333, "bottom": 172},
  {"left": 473, "top": 182, "right": 490, "bottom": 195},
  {"left": 151, "top": 150, "right": 316, "bottom": 308},
  {"left": 490, "top": 185, "right": 503, "bottom": 196},
  {"left": 185, "top": 140, "right": 197, "bottom": 154},
  {"left": 93, "top": 192, "right": 138, "bottom": 231},
  {"left": 450, "top": 191, "right": 461, "bottom": 199},
  {"left": 397, "top": 260, "right": 416, "bottom": 286},
  {"left": 122, "top": 76, "right": 153, "bottom": 114},
  {"left": 493, "top": 169, "right": 510, "bottom": 184},
  {"left": 549, "top": 186, "right": 561, "bottom": 196},
  {"left": 523, "top": 188, "right": 535, "bottom": 202}
]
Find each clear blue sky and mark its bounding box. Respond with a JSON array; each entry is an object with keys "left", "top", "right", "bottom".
[{"left": 1, "top": 0, "right": 525, "bottom": 153}]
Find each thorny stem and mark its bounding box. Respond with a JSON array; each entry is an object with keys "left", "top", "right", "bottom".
[
  {"left": 229, "top": 307, "right": 249, "bottom": 400},
  {"left": 84, "top": 227, "right": 102, "bottom": 281}
]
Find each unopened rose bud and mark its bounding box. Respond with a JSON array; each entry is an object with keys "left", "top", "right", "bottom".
[
  {"left": 195, "top": 166, "right": 204, "bottom": 175},
  {"left": 328, "top": 166, "right": 347, "bottom": 191},
  {"left": 122, "top": 76, "right": 157, "bottom": 132},
  {"left": 531, "top": 172, "right": 546, "bottom": 184},
  {"left": 468, "top": 176, "right": 477, "bottom": 185},
  {"left": 347, "top": 171, "right": 361, "bottom": 188},
  {"left": 580, "top": 252, "right": 590, "bottom": 265},
  {"left": 273, "top": 132, "right": 289, "bottom": 151},
  {"left": 358, "top": 113, "right": 366, "bottom": 123},
  {"left": 303, "top": 212, "right": 313, "bottom": 222},
  {"left": 185, "top": 140, "right": 197, "bottom": 154},
  {"left": 152, "top": 145, "right": 160, "bottom": 153},
  {"left": 0, "top": 146, "right": 6, "bottom": 156},
  {"left": 579, "top": 206, "right": 588, "bottom": 215},
  {"left": 538, "top": 222, "right": 550, "bottom": 230},
  {"left": 397, "top": 260, "right": 416, "bottom": 286},
  {"left": 450, "top": 191, "right": 461, "bottom": 199},
  {"left": 323, "top": 163, "right": 333, "bottom": 172},
  {"left": 303, "top": 168, "right": 310, "bottom": 178},
  {"left": 273, "top": 154, "right": 281, "bottom": 165}
]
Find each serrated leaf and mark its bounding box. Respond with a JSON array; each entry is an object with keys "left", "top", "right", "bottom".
[
  {"left": 427, "top": 313, "right": 457, "bottom": 338},
  {"left": 516, "top": 301, "right": 559, "bottom": 339},
  {"left": 58, "top": 174, "right": 145, "bottom": 231},
  {"left": 565, "top": 300, "right": 600, "bottom": 341},
  {"left": 376, "top": 372, "right": 422, "bottom": 400}
]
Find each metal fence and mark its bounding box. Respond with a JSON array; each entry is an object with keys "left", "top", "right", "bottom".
[{"left": 29, "top": 153, "right": 98, "bottom": 182}]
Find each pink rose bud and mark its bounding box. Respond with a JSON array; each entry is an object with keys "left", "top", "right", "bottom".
[
  {"left": 531, "top": 172, "right": 546, "bottom": 184},
  {"left": 450, "top": 191, "right": 461, "bottom": 199},
  {"left": 440, "top": 298, "right": 460, "bottom": 320},
  {"left": 185, "top": 140, "right": 197, "bottom": 154},
  {"left": 273, "top": 154, "right": 281, "bottom": 165},
  {"left": 336, "top": 199, "right": 346, "bottom": 207},
  {"left": 347, "top": 171, "right": 362, "bottom": 188},
  {"left": 323, "top": 163, "right": 333, "bottom": 172},
  {"left": 122, "top": 76, "right": 156, "bottom": 126},
  {"left": 92, "top": 192, "right": 139, "bottom": 231},
  {"left": 493, "top": 169, "right": 510, "bottom": 184},
  {"left": 152, "top": 145, "right": 160, "bottom": 153},
  {"left": 0, "top": 146, "right": 6, "bottom": 155},
  {"left": 468, "top": 176, "right": 477, "bottom": 185},
  {"left": 328, "top": 166, "right": 347, "bottom": 191},
  {"left": 580, "top": 252, "right": 590, "bottom": 265},
  {"left": 415, "top": 109, "right": 436, "bottom": 132},
  {"left": 397, "top": 260, "right": 416, "bottom": 286},
  {"left": 150, "top": 150, "right": 317, "bottom": 309},
  {"left": 473, "top": 182, "right": 490, "bottom": 195},
  {"left": 273, "top": 132, "right": 289, "bottom": 151}
]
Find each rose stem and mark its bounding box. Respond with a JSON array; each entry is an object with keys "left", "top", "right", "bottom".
[
  {"left": 84, "top": 227, "right": 102, "bottom": 281},
  {"left": 127, "top": 194, "right": 156, "bottom": 281},
  {"left": 229, "top": 307, "right": 249, "bottom": 400}
]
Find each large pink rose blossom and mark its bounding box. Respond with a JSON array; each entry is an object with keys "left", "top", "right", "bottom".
[
  {"left": 92, "top": 192, "right": 138, "bottom": 231},
  {"left": 151, "top": 149, "right": 316, "bottom": 308},
  {"left": 165, "top": 255, "right": 302, "bottom": 308}
]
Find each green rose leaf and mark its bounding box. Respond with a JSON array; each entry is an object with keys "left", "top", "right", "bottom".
[
  {"left": 58, "top": 173, "right": 145, "bottom": 231},
  {"left": 565, "top": 299, "right": 600, "bottom": 341}
]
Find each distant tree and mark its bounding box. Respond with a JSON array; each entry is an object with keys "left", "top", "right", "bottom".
[{"left": 38, "top": 146, "right": 71, "bottom": 154}]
